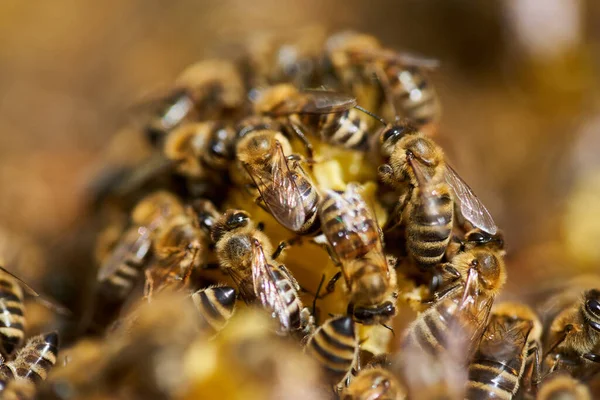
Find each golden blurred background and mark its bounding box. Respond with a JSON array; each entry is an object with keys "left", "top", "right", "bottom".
[{"left": 0, "top": 0, "right": 599, "bottom": 316}]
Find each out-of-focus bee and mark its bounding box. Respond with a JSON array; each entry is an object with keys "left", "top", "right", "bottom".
[
  {"left": 544, "top": 289, "right": 600, "bottom": 380},
  {"left": 340, "top": 367, "right": 406, "bottom": 400},
  {"left": 0, "top": 268, "right": 26, "bottom": 357},
  {"left": 236, "top": 127, "right": 321, "bottom": 238},
  {"left": 0, "top": 332, "right": 59, "bottom": 391},
  {"left": 466, "top": 313, "right": 533, "bottom": 400},
  {"left": 493, "top": 302, "right": 543, "bottom": 392},
  {"left": 402, "top": 245, "right": 506, "bottom": 359},
  {"left": 323, "top": 31, "right": 441, "bottom": 130},
  {"left": 319, "top": 184, "right": 398, "bottom": 326},
  {"left": 162, "top": 121, "right": 237, "bottom": 197},
  {"left": 377, "top": 119, "right": 498, "bottom": 271},
  {"left": 536, "top": 372, "right": 591, "bottom": 400},
  {"left": 96, "top": 191, "right": 184, "bottom": 300},
  {"left": 253, "top": 84, "right": 377, "bottom": 156},
  {"left": 192, "top": 285, "right": 237, "bottom": 336},
  {"left": 305, "top": 315, "right": 359, "bottom": 388},
  {"left": 141, "top": 59, "right": 246, "bottom": 147},
  {"left": 211, "top": 210, "right": 273, "bottom": 302},
  {"left": 240, "top": 27, "right": 325, "bottom": 90},
  {"left": 1, "top": 379, "right": 36, "bottom": 400}
]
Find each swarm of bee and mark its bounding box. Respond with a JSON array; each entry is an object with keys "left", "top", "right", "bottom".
[{"left": 1, "top": 30, "right": 598, "bottom": 400}]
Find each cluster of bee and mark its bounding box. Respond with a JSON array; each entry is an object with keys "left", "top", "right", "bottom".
[{"left": 9, "top": 30, "right": 599, "bottom": 399}]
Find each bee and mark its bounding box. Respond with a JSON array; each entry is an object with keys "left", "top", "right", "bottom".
[
  {"left": 377, "top": 119, "right": 498, "bottom": 271},
  {"left": 211, "top": 209, "right": 274, "bottom": 302},
  {"left": 466, "top": 312, "right": 533, "bottom": 400},
  {"left": 319, "top": 184, "right": 398, "bottom": 326},
  {"left": 142, "top": 59, "right": 246, "bottom": 147},
  {"left": 305, "top": 315, "right": 359, "bottom": 387},
  {"left": 236, "top": 128, "right": 321, "bottom": 238},
  {"left": 1, "top": 379, "right": 36, "bottom": 400},
  {"left": 240, "top": 28, "right": 325, "bottom": 90},
  {"left": 144, "top": 210, "right": 206, "bottom": 297},
  {"left": 96, "top": 191, "right": 184, "bottom": 300},
  {"left": 191, "top": 285, "right": 237, "bottom": 336},
  {"left": 402, "top": 245, "right": 506, "bottom": 359},
  {"left": 544, "top": 289, "right": 600, "bottom": 380},
  {"left": 162, "top": 121, "right": 237, "bottom": 186},
  {"left": 340, "top": 367, "right": 406, "bottom": 400},
  {"left": 536, "top": 372, "right": 591, "bottom": 400},
  {"left": 1, "top": 332, "right": 59, "bottom": 388},
  {"left": 324, "top": 31, "right": 441, "bottom": 129},
  {"left": 492, "top": 302, "right": 543, "bottom": 392},
  {"left": 0, "top": 268, "right": 26, "bottom": 357},
  {"left": 251, "top": 239, "right": 312, "bottom": 333},
  {"left": 253, "top": 83, "right": 376, "bottom": 157}
]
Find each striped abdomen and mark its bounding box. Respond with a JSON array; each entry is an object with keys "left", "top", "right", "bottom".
[
  {"left": 0, "top": 270, "right": 25, "bottom": 356},
  {"left": 9, "top": 332, "right": 59, "bottom": 384},
  {"left": 294, "top": 108, "right": 370, "bottom": 150},
  {"left": 406, "top": 183, "right": 453, "bottom": 269},
  {"left": 271, "top": 265, "right": 303, "bottom": 330},
  {"left": 319, "top": 194, "right": 379, "bottom": 261},
  {"left": 290, "top": 170, "right": 321, "bottom": 236},
  {"left": 192, "top": 286, "right": 237, "bottom": 335},
  {"left": 0, "top": 363, "right": 15, "bottom": 392},
  {"left": 383, "top": 64, "right": 440, "bottom": 127},
  {"left": 305, "top": 316, "right": 358, "bottom": 385},
  {"left": 202, "top": 122, "right": 236, "bottom": 170},
  {"left": 466, "top": 317, "right": 531, "bottom": 400}
]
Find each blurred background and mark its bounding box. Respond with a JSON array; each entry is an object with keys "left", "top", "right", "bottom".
[{"left": 0, "top": 0, "right": 599, "bottom": 306}]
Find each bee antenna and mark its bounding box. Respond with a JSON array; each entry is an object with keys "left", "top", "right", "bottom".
[
  {"left": 381, "top": 323, "right": 395, "bottom": 336},
  {"left": 312, "top": 274, "right": 325, "bottom": 313},
  {"left": 354, "top": 105, "right": 387, "bottom": 126}
]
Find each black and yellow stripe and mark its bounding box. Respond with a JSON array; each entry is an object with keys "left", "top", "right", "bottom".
[
  {"left": 406, "top": 183, "right": 453, "bottom": 269},
  {"left": 9, "top": 331, "right": 59, "bottom": 384},
  {"left": 192, "top": 286, "right": 237, "bottom": 335},
  {"left": 0, "top": 270, "right": 25, "bottom": 357},
  {"left": 305, "top": 316, "right": 358, "bottom": 385}
]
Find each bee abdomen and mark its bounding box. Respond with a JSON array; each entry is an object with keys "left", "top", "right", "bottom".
[
  {"left": 0, "top": 275, "right": 25, "bottom": 356},
  {"left": 10, "top": 332, "right": 59, "bottom": 384},
  {"left": 387, "top": 66, "right": 440, "bottom": 126},
  {"left": 0, "top": 363, "right": 15, "bottom": 392},
  {"left": 103, "top": 260, "right": 145, "bottom": 299},
  {"left": 192, "top": 286, "right": 237, "bottom": 335},
  {"left": 467, "top": 360, "right": 520, "bottom": 400},
  {"left": 306, "top": 316, "right": 357, "bottom": 383}
]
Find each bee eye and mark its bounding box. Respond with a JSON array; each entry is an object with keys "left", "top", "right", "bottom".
[
  {"left": 383, "top": 302, "right": 395, "bottom": 316},
  {"left": 471, "top": 259, "right": 479, "bottom": 267},
  {"left": 467, "top": 231, "right": 488, "bottom": 243},
  {"left": 382, "top": 126, "right": 406, "bottom": 144},
  {"left": 227, "top": 212, "right": 248, "bottom": 228},
  {"left": 586, "top": 297, "right": 600, "bottom": 317}
]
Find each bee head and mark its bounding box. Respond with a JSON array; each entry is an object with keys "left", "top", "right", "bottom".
[
  {"left": 584, "top": 289, "right": 600, "bottom": 332},
  {"left": 211, "top": 210, "right": 250, "bottom": 243},
  {"left": 470, "top": 250, "right": 506, "bottom": 293},
  {"left": 349, "top": 301, "right": 396, "bottom": 325}
]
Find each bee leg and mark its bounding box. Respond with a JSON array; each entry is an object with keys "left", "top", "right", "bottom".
[
  {"left": 272, "top": 237, "right": 302, "bottom": 260},
  {"left": 318, "top": 271, "right": 343, "bottom": 299},
  {"left": 583, "top": 353, "right": 600, "bottom": 363},
  {"left": 382, "top": 189, "right": 410, "bottom": 233},
  {"left": 288, "top": 122, "right": 315, "bottom": 161},
  {"left": 256, "top": 222, "right": 265, "bottom": 231},
  {"left": 143, "top": 270, "right": 155, "bottom": 302}
]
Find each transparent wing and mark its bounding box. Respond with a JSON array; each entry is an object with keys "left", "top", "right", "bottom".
[
  {"left": 243, "top": 141, "right": 306, "bottom": 231},
  {"left": 445, "top": 164, "right": 497, "bottom": 235},
  {"left": 267, "top": 90, "right": 356, "bottom": 116},
  {"left": 319, "top": 184, "right": 383, "bottom": 262},
  {"left": 251, "top": 239, "right": 292, "bottom": 331},
  {"left": 97, "top": 226, "right": 153, "bottom": 281},
  {"left": 348, "top": 47, "right": 440, "bottom": 70}
]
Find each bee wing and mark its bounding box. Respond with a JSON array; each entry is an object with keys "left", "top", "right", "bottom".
[
  {"left": 478, "top": 316, "right": 532, "bottom": 360},
  {"left": 348, "top": 47, "right": 440, "bottom": 70},
  {"left": 408, "top": 155, "right": 449, "bottom": 225},
  {"left": 265, "top": 90, "right": 356, "bottom": 116},
  {"left": 251, "top": 239, "right": 293, "bottom": 331},
  {"left": 97, "top": 226, "right": 153, "bottom": 282},
  {"left": 243, "top": 142, "right": 306, "bottom": 232},
  {"left": 459, "top": 268, "right": 495, "bottom": 348},
  {"left": 319, "top": 185, "right": 381, "bottom": 262},
  {"left": 444, "top": 164, "right": 498, "bottom": 235}
]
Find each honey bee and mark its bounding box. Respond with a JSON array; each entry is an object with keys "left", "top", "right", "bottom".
[
  {"left": 142, "top": 59, "right": 246, "bottom": 147},
  {"left": 340, "top": 367, "right": 406, "bottom": 400},
  {"left": 466, "top": 312, "right": 533, "bottom": 400},
  {"left": 319, "top": 184, "right": 398, "bottom": 326},
  {"left": 191, "top": 285, "right": 237, "bottom": 336},
  {"left": 377, "top": 119, "right": 498, "bottom": 271},
  {"left": 305, "top": 315, "right": 359, "bottom": 387},
  {"left": 0, "top": 332, "right": 59, "bottom": 389},
  {"left": 211, "top": 209, "right": 273, "bottom": 302},
  {"left": 402, "top": 245, "right": 506, "bottom": 359},
  {"left": 1, "top": 379, "right": 36, "bottom": 400},
  {"left": 536, "top": 372, "right": 591, "bottom": 400},
  {"left": 253, "top": 84, "right": 376, "bottom": 156},
  {"left": 544, "top": 289, "right": 600, "bottom": 380},
  {"left": 324, "top": 31, "right": 441, "bottom": 129},
  {"left": 236, "top": 128, "right": 321, "bottom": 238},
  {"left": 144, "top": 210, "right": 206, "bottom": 297},
  {"left": 0, "top": 268, "right": 26, "bottom": 357},
  {"left": 96, "top": 191, "right": 184, "bottom": 300},
  {"left": 492, "top": 302, "right": 543, "bottom": 392}
]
